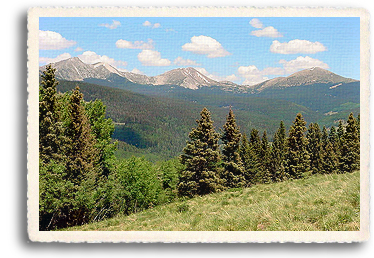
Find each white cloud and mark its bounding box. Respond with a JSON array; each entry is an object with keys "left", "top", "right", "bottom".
[
  {"left": 173, "top": 57, "right": 200, "bottom": 66},
  {"left": 78, "top": 51, "right": 127, "bottom": 68},
  {"left": 137, "top": 50, "right": 171, "bottom": 66},
  {"left": 143, "top": 21, "right": 152, "bottom": 27},
  {"left": 99, "top": 20, "right": 121, "bottom": 29},
  {"left": 224, "top": 74, "right": 240, "bottom": 82},
  {"left": 261, "top": 67, "right": 285, "bottom": 76},
  {"left": 238, "top": 56, "right": 329, "bottom": 85},
  {"left": 249, "top": 18, "right": 263, "bottom": 29},
  {"left": 182, "top": 35, "right": 231, "bottom": 58},
  {"left": 237, "top": 56, "right": 329, "bottom": 85},
  {"left": 238, "top": 65, "right": 268, "bottom": 85},
  {"left": 279, "top": 56, "right": 329, "bottom": 73},
  {"left": 39, "top": 53, "right": 72, "bottom": 65},
  {"left": 270, "top": 39, "right": 327, "bottom": 54},
  {"left": 238, "top": 65, "right": 287, "bottom": 85},
  {"left": 39, "top": 30, "right": 76, "bottom": 50},
  {"left": 142, "top": 20, "right": 161, "bottom": 29},
  {"left": 116, "top": 39, "right": 154, "bottom": 50},
  {"left": 74, "top": 47, "right": 83, "bottom": 52},
  {"left": 251, "top": 26, "right": 283, "bottom": 38}
]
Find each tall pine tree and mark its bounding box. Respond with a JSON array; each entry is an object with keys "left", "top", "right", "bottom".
[
  {"left": 306, "top": 123, "right": 324, "bottom": 174},
  {"left": 284, "top": 113, "right": 310, "bottom": 179},
  {"left": 340, "top": 113, "right": 360, "bottom": 173},
  {"left": 39, "top": 65, "right": 64, "bottom": 161},
  {"left": 239, "top": 133, "right": 259, "bottom": 186},
  {"left": 270, "top": 121, "right": 287, "bottom": 182},
  {"left": 65, "top": 86, "right": 99, "bottom": 184},
  {"left": 221, "top": 109, "right": 246, "bottom": 188},
  {"left": 178, "top": 108, "right": 223, "bottom": 197},
  {"left": 255, "top": 131, "right": 272, "bottom": 183}
]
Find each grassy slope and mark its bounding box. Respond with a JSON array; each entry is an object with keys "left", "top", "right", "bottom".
[{"left": 64, "top": 171, "right": 360, "bottom": 231}]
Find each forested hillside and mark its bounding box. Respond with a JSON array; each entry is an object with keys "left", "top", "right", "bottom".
[{"left": 57, "top": 80, "right": 320, "bottom": 160}]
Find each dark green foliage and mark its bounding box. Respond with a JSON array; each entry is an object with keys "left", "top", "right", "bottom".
[
  {"left": 321, "top": 126, "right": 329, "bottom": 150},
  {"left": 178, "top": 108, "right": 224, "bottom": 197},
  {"left": 39, "top": 65, "right": 64, "bottom": 161},
  {"left": 221, "top": 109, "right": 246, "bottom": 188},
  {"left": 306, "top": 123, "right": 324, "bottom": 174},
  {"left": 356, "top": 114, "right": 360, "bottom": 140},
  {"left": 64, "top": 87, "right": 99, "bottom": 184},
  {"left": 284, "top": 113, "right": 310, "bottom": 179},
  {"left": 270, "top": 121, "right": 287, "bottom": 182},
  {"left": 340, "top": 113, "right": 360, "bottom": 173},
  {"left": 239, "top": 134, "right": 259, "bottom": 186},
  {"left": 322, "top": 141, "right": 339, "bottom": 174},
  {"left": 328, "top": 126, "right": 340, "bottom": 154},
  {"left": 320, "top": 126, "right": 338, "bottom": 174},
  {"left": 337, "top": 120, "right": 345, "bottom": 147},
  {"left": 255, "top": 131, "right": 272, "bottom": 183}
]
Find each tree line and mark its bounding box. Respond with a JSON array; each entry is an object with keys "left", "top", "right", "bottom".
[{"left": 177, "top": 107, "right": 360, "bottom": 197}]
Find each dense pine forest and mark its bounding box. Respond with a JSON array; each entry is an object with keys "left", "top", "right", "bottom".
[{"left": 39, "top": 65, "right": 360, "bottom": 231}]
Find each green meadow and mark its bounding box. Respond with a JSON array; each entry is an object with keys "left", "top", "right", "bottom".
[{"left": 64, "top": 171, "right": 359, "bottom": 231}]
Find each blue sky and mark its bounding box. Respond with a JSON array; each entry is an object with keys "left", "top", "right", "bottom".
[{"left": 39, "top": 17, "right": 360, "bottom": 85}]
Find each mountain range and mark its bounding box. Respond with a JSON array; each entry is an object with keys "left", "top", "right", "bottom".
[
  {"left": 40, "top": 57, "right": 236, "bottom": 90},
  {"left": 40, "top": 57, "right": 358, "bottom": 92}
]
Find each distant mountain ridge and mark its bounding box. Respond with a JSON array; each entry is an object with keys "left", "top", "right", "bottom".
[
  {"left": 248, "top": 67, "right": 358, "bottom": 92},
  {"left": 40, "top": 57, "right": 238, "bottom": 90},
  {"left": 40, "top": 57, "right": 359, "bottom": 92}
]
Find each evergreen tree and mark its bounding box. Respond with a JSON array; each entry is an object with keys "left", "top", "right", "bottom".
[
  {"left": 178, "top": 108, "right": 224, "bottom": 197},
  {"left": 284, "top": 113, "right": 310, "bottom": 179},
  {"left": 247, "top": 128, "right": 262, "bottom": 184},
  {"left": 321, "top": 126, "right": 329, "bottom": 151},
  {"left": 328, "top": 125, "right": 340, "bottom": 155},
  {"left": 65, "top": 86, "right": 99, "bottom": 184},
  {"left": 221, "top": 109, "right": 246, "bottom": 188},
  {"left": 340, "top": 113, "right": 360, "bottom": 173},
  {"left": 322, "top": 140, "right": 339, "bottom": 174},
  {"left": 270, "top": 121, "right": 287, "bottom": 182},
  {"left": 255, "top": 131, "right": 272, "bottom": 183},
  {"left": 306, "top": 123, "right": 324, "bottom": 174},
  {"left": 39, "top": 65, "right": 64, "bottom": 161},
  {"left": 337, "top": 120, "right": 345, "bottom": 152},
  {"left": 249, "top": 128, "right": 261, "bottom": 152},
  {"left": 356, "top": 113, "right": 360, "bottom": 141},
  {"left": 239, "top": 133, "right": 259, "bottom": 186}
]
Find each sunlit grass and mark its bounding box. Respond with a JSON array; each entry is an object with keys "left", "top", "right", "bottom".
[{"left": 64, "top": 171, "right": 360, "bottom": 231}]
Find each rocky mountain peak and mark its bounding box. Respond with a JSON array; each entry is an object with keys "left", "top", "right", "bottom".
[{"left": 249, "top": 67, "right": 358, "bottom": 92}]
